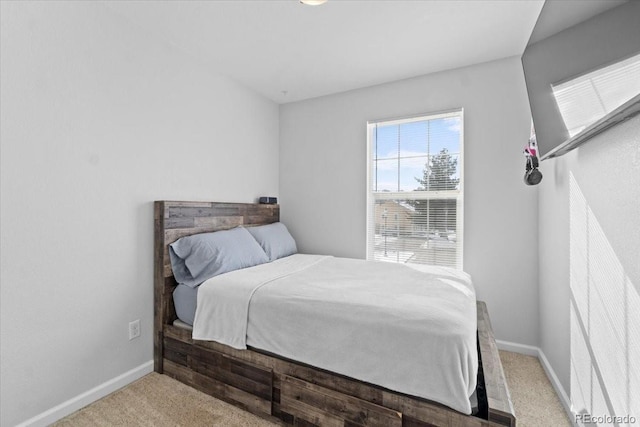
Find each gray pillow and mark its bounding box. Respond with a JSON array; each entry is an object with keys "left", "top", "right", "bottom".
[
  {"left": 169, "top": 227, "right": 269, "bottom": 288},
  {"left": 246, "top": 222, "right": 298, "bottom": 262},
  {"left": 173, "top": 284, "right": 198, "bottom": 326}
]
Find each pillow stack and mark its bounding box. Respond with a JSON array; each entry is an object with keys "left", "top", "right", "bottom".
[{"left": 169, "top": 222, "right": 297, "bottom": 288}]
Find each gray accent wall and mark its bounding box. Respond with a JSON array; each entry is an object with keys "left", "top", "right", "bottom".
[{"left": 280, "top": 56, "right": 540, "bottom": 348}]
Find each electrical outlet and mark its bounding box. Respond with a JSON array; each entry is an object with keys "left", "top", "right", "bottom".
[{"left": 129, "top": 319, "right": 140, "bottom": 340}]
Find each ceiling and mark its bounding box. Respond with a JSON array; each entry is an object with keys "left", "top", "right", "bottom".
[
  {"left": 527, "top": 0, "right": 628, "bottom": 46},
  {"left": 107, "top": 0, "right": 545, "bottom": 104}
]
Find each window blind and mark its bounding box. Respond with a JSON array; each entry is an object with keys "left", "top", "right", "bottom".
[
  {"left": 366, "top": 110, "right": 463, "bottom": 269},
  {"left": 552, "top": 53, "right": 640, "bottom": 137}
]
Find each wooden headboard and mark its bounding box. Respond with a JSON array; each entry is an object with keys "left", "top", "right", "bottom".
[{"left": 153, "top": 201, "right": 279, "bottom": 371}]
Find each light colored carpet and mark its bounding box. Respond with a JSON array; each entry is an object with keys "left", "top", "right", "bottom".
[
  {"left": 53, "top": 373, "right": 279, "bottom": 427},
  {"left": 499, "top": 350, "right": 571, "bottom": 427},
  {"left": 54, "top": 351, "right": 571, "bottom": 426}
]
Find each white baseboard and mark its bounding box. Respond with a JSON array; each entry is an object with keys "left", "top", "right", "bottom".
[
  {"left": 497, "top": 340, "right": 576, "bottom": 426},
  {"left": 16, "top": 360, "right": 154, "bottom": 427},
  {"left": 537, "top": 349, "right": 577, "bottom": 427},
  {"left": 496, "top": 339, "right": 539, "bottom": 356}
]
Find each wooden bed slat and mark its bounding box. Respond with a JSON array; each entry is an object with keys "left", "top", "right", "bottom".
[
  {"left": 281, "top": 375, "right": 402, "bottom": 427},
  {"left": 381, "top": 390, "right": 491, "bottom": 427},
  {"left": 280, "top": 396, "right": 345, "bottom": 427},
  {"left": 153, "top": 201, "right": 516, "bottom": 427},
  {"left": 477, "top": 302, "right": 516, "bottom": 426},
  {"left": 163, "top": 358, "right": 275, "bottom": 419}
]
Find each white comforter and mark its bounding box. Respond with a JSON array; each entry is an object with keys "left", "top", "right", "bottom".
[{"left": 193, "top": 254, "right": 478, "bottom": 414}]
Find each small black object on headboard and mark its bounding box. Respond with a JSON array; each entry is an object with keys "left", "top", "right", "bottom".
[{"left": 259, "top": 197, "right": 278, "bottom": 204}]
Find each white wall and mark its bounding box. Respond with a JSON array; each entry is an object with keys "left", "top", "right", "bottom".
[
  {"left": 0, "top": 2, "right": 279, "bottom": 426},
  {"left": 538, "top": 116, "right": 640, "bottom": 416},
  {"left": 280, "top": 56, "right": 539, "bottom": 347}
]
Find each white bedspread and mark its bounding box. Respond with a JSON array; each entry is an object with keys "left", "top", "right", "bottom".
[{"left": 193, "top": 254, "right": 478, "bottom": 414}]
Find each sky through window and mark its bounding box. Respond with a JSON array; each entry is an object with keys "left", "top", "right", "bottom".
[{"left": 373, "top": 116, "right": 461, "bottom": 192}]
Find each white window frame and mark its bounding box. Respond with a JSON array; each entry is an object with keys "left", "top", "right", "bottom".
[{"left": 366, "top": 109, "right": 464, "bottom": 269}]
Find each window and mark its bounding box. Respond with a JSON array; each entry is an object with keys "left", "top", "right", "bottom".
[
  {"left": 552, "top": 52, "right": 640, "bottom": 137},
  {"left": 366, "top": 110, "right": 463, "bottom": 269}
]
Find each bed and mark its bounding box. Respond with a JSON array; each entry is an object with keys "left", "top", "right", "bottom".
[{"left": 154, "top": 201, "right": 516, "bottom": 427}]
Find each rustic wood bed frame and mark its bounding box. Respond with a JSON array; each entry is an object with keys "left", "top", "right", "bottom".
[{"left": 154, "top": 201, "right": 516, "bottom": 427}]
